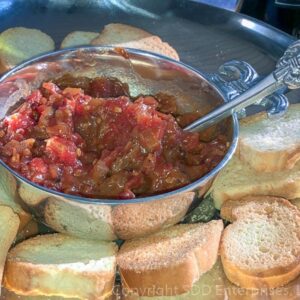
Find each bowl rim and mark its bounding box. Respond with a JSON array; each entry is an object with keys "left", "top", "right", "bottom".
[{"left": 0, "top": 46, "right": 239, "bottom": 205}]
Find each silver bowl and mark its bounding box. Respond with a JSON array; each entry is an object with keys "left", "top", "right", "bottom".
[{"left": 0, "top": 47, "right": 285, "bottom": 241}]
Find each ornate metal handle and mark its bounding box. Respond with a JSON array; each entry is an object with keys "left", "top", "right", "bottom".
[
  {"left": 184, "top": 40, "right": 300, "bottom": 132},
  {"left": 274, "top": 40, "right": 300, "bottom": 89}
]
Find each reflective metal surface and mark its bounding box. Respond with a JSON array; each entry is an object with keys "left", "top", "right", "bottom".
[
  {"left": 0, "top": 0, "right": 298, "bottom": 102},
  {"left": 0, "top": 47, "right": 239, "bottom": 240},
  {"left": 0, "top": 0, "right": 294, "bottom": 73}
]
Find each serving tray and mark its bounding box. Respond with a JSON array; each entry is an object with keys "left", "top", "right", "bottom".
[
  {"left": 0, "top": 1, "right": 299, "bottom": 299},
  {"left": 0, "top": 0, "right": 299, "bottom": 104}
]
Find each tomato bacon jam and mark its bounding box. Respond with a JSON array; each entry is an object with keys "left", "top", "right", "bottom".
[{"left": 0, "top": 75, "right": 228, "bottom": 199}]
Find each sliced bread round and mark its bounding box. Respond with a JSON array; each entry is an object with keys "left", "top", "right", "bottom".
[
  {"left": 91, "top": 23, "right": 152, "bottom": 45},
  {"left": 220, "top": 196, "right": 300, "bottom": 289},
  {"left": 0, "top": 27, "right": 55, "bottom": 73},
  {"left": 207, "top": 155, "right": 300, "bottom": 210},
  {"left": 118, "top": 220, "right": 223, "bottom": 296},
  {"left": 60, "top": 31, "right": 99, "bottom": 49},
  {"left": 0, "top": 206, "right": 19, "bottom": 288},
  {"left": 237, "top": 104, "right": 300, "bottom": 172},
  {"left": 112, "top": 192, "right": 194, "bottom": 240},
  {"left": 91, "top": 23, "right": 179, "bottom": 61},
  {"left": 4, "top": 233, "right": 118, "bottom": 299}
]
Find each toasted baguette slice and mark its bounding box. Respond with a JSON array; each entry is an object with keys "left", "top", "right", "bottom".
[
  {"left": 2, "top": 286, "right": 120, "bottom": 300},
  {"left": 91, "top": 23, "right": 152, "bottom": 44},
  {"left": 237, "top": 104, "right": 300, "bottom": 172},
  {"left": 4, "top": 234, "right": 118, "bottom": 299},
  {"left": 44, "top": 198, "right": 116, "bottom": 241},
  {"left": 220, "top": 196, "right": 300, "bottom": 289},
  {"left": 0, "top": 27, "right": 55, "bottom": 73},
  {"left": 224, "top": 272, "right": 300, "bottom": 300},
  {"left": 112, "top": 192, "right": 194, "bottom": 240},
  {"left": 2, "top": 288, "right": 78, "bottom": 300},
  {"left": 208, "top": 156, "right": 300, "bottom": 209},
  {"left": 118, "top": 220, "right": 223, "bottom": 297},
  {"left": 0, "top": 206, "right": 19, "bottom": 293},
  {"left": 122, "top": 258, "right": 226, "bottom": 300},
  {"left": 61, "top": 31, "right": 99, "bottom": 49},
  {"left": 91, "top": 23, "right": 179, "bottom": 60}
]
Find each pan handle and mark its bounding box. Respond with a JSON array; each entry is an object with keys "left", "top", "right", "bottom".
[{"left": 208, "top": 59, "right": 289, "bottom": 119}]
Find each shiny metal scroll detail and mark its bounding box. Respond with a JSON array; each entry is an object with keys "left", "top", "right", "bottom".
[
  {"left": 210, "top": 60, "right": 259, "bottom": 102},
  {"left": 274, "top": 40, "right": 300, "bottom": 89},
  {"left": 210, "top": 60, "right": 289, "bottom": 118}
]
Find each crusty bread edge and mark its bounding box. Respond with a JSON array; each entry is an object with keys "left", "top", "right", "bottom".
[
  {"left": 0, "top": 59, "right": 9, "bottom": 74},
  {"left": 237, "top": 104, "right": 300, "bottom": 172},
  {"left": 0, "top": 207, "right": 20, "bottom": 293},
  {"left": 221, "top": 248, "right": 300, "bottom": 289},
  {"left": 60, "top": 31, "right": 99, "bottom": 49},
  {"left": 220, "top": 196, "right": 300, "bottom": 288},
  {"left": 119, "top": 220, "right": 223, "bottom": 296},
  {"left": 112, "top": 192, "right": 195, "bottom": 240},
  {"left": 237, "top": 141, "right": 300, "bottom": 172},
  {"left": 4, "top": 260, "right": 116, "bottom": 299},
  {"left": 220, "top": 196, "right": 297, "bottom": 222},
  {"left": 212, "top": 165, "right": 300, "bottom": 210},
  {"left": 90, "top": 23, "right": 152, "bottom": 45}
]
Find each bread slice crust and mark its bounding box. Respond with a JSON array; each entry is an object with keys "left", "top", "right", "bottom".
[
  {"left": 4, "top": 234, "right": 117, "bottom": 300},
  {"left": 208, "top": 156, "right": 300, "bottom": 209},
  {"left": 112, "top": 192, "right": 194, "bottom": 240},
  {"left": 0, "top": 27, "right": 54, "bottom": 72},
  {"left": 0, "top": 206, "right": 19, "bottom": 293},
  {"left": 220, "top": 196, "right": 300, "bottom": 289},
  {"left": 118, "top": 220, "right": 223, "bottom": 296},
  {"left": 61, "top": 31, "right": 99, "bottom": 49},
  {"left": 4, "top": 261, "right": 114, "bottom": 299},
  {"left": 91, "top": 23, "right": 179, "bottom": 61},
  {"left": 237, "top": 104, "right": 300, "bottom": 172},
  {"left": 222, "top": 254, "right": 300, "bottom": 290}
]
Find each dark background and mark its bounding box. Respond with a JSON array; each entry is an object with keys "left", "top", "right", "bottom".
[
  {"left": 198, "top": 0, "right": 300, "bottom": 37},
  {"left": 241, "top": 0, "right": 300, "bottom": 37}
]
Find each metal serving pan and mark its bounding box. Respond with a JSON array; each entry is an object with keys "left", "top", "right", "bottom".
[{"left": 0, "top": 1, "right": 299, "bottom": 299}]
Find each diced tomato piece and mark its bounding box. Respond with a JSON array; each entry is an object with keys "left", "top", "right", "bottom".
[
  {"left": 134, "top": 96, "right": 159, "bottom": 109},
  {"left": 26, "top": 157, "right": 49, "bottom": 184},
  {"left": 46, "top": 123, "right": 72, "bottom": 138},
  {"left": 42, "top": 82, "right": 61, "bottom": 94},
  {"left": 29, "top": 158, "right": 48, "bottom": 174},
  {"left": 27, "top": 90, "right": 43, "bottom": 104},
  {"left": 71, "top": 133, "right": 84, "bottom": 147},
  {"left": 137, "top": 115, "right": 167, "bottom": 152},
  {"left": 74, "top": 94, "right": 91, "bottom": 115},
  {"left": 62, "top": 87, "right": 83, "bottom": 96},
  {"left": 55, "top": 106, "right": 74, "bottom": 129},
  {"left": 5, "top": 113, "right": 35, "bottom": 133},
  {"left": 46, "top": 136, "right": 77, "bottom": 165}
]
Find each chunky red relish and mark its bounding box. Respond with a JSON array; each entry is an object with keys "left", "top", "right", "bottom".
[{"left": 0, "top": 75, "right": 227, "bottom": 199}]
